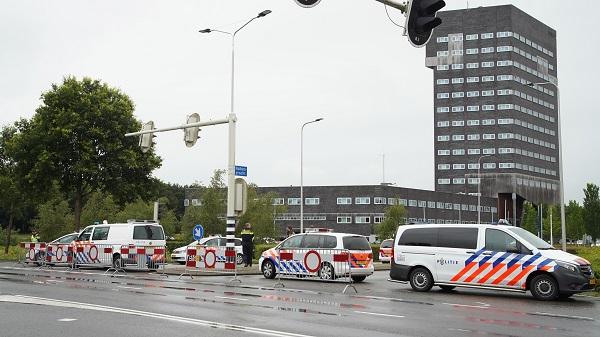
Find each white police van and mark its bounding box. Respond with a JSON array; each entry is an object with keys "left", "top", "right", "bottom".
[{"left": 390, "top": 223, "right": 596, "bottom": 300}]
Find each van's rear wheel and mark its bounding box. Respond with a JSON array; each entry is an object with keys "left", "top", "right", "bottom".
[
  {"left": 236, "top": 254, "right": 244, "bottom": 265},
  {"left": 112, "top": 254, "right": 122, "bottom": 269},
  {"left": 262, "top": 260, "right": 276, "bottom": 279},
  {"left": 439, "top": 285, "right": 456, "bottom": 292},
  {"left": 409, "top": 267, "right": 434, "bottom": 292}
]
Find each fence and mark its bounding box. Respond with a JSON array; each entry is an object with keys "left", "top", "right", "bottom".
[
  {"left": 45, "top": 243, "right": 74, "bottom": 268},
  {"left": 270, "top": 248, "right": 358, "bottom": 294},
  {"left": 18, "top": 242, "right": 47, "bottom": 267},
  {"left": 179, "top": 245, "right": 240, "bottom": 284},
  {"left": 118, "top": 245, "right": 167, "bottom": 277}
]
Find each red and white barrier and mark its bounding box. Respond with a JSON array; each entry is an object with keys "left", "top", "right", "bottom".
[
  {"left": 179, "top": 245, "right": 238, "bottom": 281},
  {"left": 119, "top": 245, "right": 166, "bottom": 273},
  {"left": 19, "top": 242, "right": 47, "bottom": 266},
  {"left": 45, "top": 244, "right": 74, "bottom": 266}
]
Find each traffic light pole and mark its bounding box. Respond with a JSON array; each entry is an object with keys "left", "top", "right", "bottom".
[{"left": 374, "top": 0, "right": 407, "bottom": 12}]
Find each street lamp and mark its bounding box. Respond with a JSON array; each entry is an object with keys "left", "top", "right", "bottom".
[
  {"left": 300, "top": 118, "right": 324, "bottom": 233},
  {"left": 199, "top": 9, "right": 272, "bottom": 114},
  {"left": 199, "top": 9, "right": 271, "bottom": 263},
  {"left": 526, "top": 81, "right": 565, "bottom": 251},
  {"left": 477, "top": 154, "right": 493, "bottom": 224}
]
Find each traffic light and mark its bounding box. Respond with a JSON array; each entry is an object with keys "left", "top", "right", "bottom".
[
  {"left": 139, "top": 121, "right": 155, "bottom": 153},
  {"left": 293, "top": 0, "right": 322, "bottom": 8},
  {"left": 183, "top": 113, "right": 201, "bottom": 147},
  {"left": 406, "top": 0, "right": 446, "bottom": 47}
]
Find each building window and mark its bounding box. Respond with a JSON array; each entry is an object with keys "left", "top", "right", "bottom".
[
  {"left": 497, "top": 89, "right": 512, "bottom": 96},
  {"left": 305, "top": 198, "right": 320, "bottom": 205},
  {"left": 468, "top": 149, "right": 480, "bottom": 155},
  {"left": 453, "top": 149, "right": 465, "bottom": 156},
  {"left": 467, "top": 120, "right": 480, "bottom": 126},
  {"left": 496, "top": 75, "right": 512, "bottom": 81},
  {"left": 438, "top": 164, "right": 451, "bottom": 170},
  {"left": 481, "top": 90, "right": 494, "bottom": 97},
  {"left": 337, "top": 216, "right": 352, "bottom": 224},
  {"left": 481, "top": 61, "right": 494, "bottom": 68},
  {"left": 482, "top": 105, "right": 495, "bottom": 111},
  {"left": 288, "top": 198, "right": 301, "bottom": 205},
  {"left": 466, "top": 48, "right": 478, "bottom": 55},
  {"left": 355, "top": 216, "right": 370, "bottom": 224},
  {"left": 496, "top": 31, "right": 512, "bottom": 38},
  {"left": 437, "top": 50, "right": 449, "bottom": 57},
  {"left": 191, "top": 199, "right": 201, "bottom": 206},
  {"left": 428, "top": 201, "right": 436, "bottom": 208},
  {"left": 452, "top": 64, "right": 464, "bottom": 70},
  {"left": 337, "top": 197, "right": 352, "bottom": 205},
  {"left": 466, "top": 62, "right": 479, "bottom": 69},
  {"left": 483, "top": 133, "right": 496, "bottom": 140},
  {"left": 437, "top": 36, "right": 449, "bottom": 43},
  {"left": 452, "top": 120, "right": 464, "bottom": 127},
  {"left": 482, "top": 119, "right": 495, "bottom": 125},
  {"left": 466, "top": 91, "right": 479, "bottom": 97},
  {"left": 482, "top": 148, "right": 495, "bottom": 155},
  {"left": 183, "top": 199, "right": 190, "bottom": 207},
  {"left": 437, "top": 179, "right": 451, "bottom": 185},
  {"left": 418, "top": 200, "right": 427, "bottom": 207},
  {"left": 408, "top": 199, "right": 418, "bottom": 207},
  {"left": 466, "top": 33, "right": 478, "bottom": 40},
  {"left": 437, "top": 135, "right": 450, "bottom": 142},
  {"left": 497, "top": 60, "right": 512, "bottom": 67},
  {"left": 272, "top": 198, "right": 284, "bottom": 205},
  {"left": 451, "top": 78, "right": 464, "bottom": 84},
  {"left": 374, "top": 216, "right": 384, "bottom": 224},
  {"left": 499, "top": 163, "right": 515, "bottom": 169},
  {"left": 452, "top": 106, "right": 464, "bottom": 112},
  {"left": 498, "top": 133, "right": 514, "bottom": 139},
  {"left": 452, "top": 134, "right": 464, "bottom": 141},
  {"left": 374, "top": 197, "right": 387, "bottom": 205},
  {"left": 453, "top": 163, "right": 465, "bottom": 170},
  {"left": 436, "top": 107, "right": 450, "bottom": 113},
  {"left": 437, "top": 92, "right": 450, "bottom": 99},
  {"left": 399, "top": 199, "right": 408, "bottom": 206},
  {"left": 497, "top": 103, "right": 513, "bottom": 110},
  {"left": 467, "top": 134, "right": 480, "bottom": 141},
  {"left": 483, "top": 162, "right": 497, "bottom": 169},
  {"left": 498, "top": 118, "right": 513, "bottom": 125},
  {"left": 468, "top": 163, "right": 480, "bottom": 170},
  {"left": 437, "top": 65, "right": 449, "bottom": 71},
  {"left": 355, "top": 197, "right": 370, "bottom": 205},
  {"left": 481, "top": 76, "right": 494, "bottom": 82},
  {"left": 498, "top": 147, "right": 514, "bottom": 154},
  {"left": 437, "top": 149, "right": 450, "bottom": 156},
  {"left": 388, "top": 198, "right": 398, "bottom": 205},
  {"left": 437, "top": 121, "right": 450, "bottom": 127},
  {"left": 452, "top": 92, "right": 464, "bottom": 98},
  {"left": 467, "top": 106, "right": 479, "bottom": 112},
  {"left": 481, "top": 32, "right": 494, "bottom": 39},
  {"left": 468, "top": 178, "right": 480, "bottom": 184},
  {"left": 453, "top": 178, "right": 465, "bottom": 184},
  {"left": 436, "top": 79, "right": 449, "bottom": 85},
  {"left": 452, "top": 49, "right": 463, "bottom": 56},
  {"left": 497, "top": 46, "right": 512, "bottom": 52},
  {"left": 481, "top": 47, "right": 494, "bottom": 53}
]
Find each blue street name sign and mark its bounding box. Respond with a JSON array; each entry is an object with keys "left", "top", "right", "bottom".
[
  {"left": 193, "top": 224, "right": 204, "bottom": 241},
  {"left": 235, "top": 165, "right": 247, "bottom": 177}
]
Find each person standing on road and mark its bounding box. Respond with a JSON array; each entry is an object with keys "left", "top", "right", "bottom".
[
  {"left": 30, "top": 230, "right": 40, "bottom": 243},
  {"left": 241, "top": 223, "right": 254, "bottom": 267}
]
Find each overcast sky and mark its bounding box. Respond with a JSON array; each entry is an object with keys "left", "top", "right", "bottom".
[{"left": 1, "top": 0, "right": 597, "bottom": 203}]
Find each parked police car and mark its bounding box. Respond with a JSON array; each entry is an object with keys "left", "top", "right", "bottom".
[{"left": 389, "top": 223, "right": 596, "bottom": 300}]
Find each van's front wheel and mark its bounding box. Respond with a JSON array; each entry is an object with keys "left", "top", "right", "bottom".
[
  {"left": 409, "top": 267, "right": 434, "bottom": 292},
  {"left": 530, "top": 274, "right": 559, "bottom": 301}
]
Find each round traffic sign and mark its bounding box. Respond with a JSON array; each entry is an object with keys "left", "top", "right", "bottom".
[
  {"left": 303, "top": 250, "right": 322, "bottom": 273},
  {"left": 193, "top": 224, "right": 204, "bottom": 241},
  {"left": 294, "top": 0, "right": 322, "bottom": 8}
]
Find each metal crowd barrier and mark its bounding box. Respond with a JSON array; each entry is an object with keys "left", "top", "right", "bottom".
[
  {"left": 272, "top": 248, "right": 358, "bottom": 294},
  {"left": 18, "top": 242, "right": 47, "bottom": 268},
  {"left": 179, "top": 245, "right": 239, "bottom": 284},
  {"left": 45, "top": 243, "right": 74, "bottom": 269},
  {"left": 117, "top": 245, "right": 167, "bottom": 277}
]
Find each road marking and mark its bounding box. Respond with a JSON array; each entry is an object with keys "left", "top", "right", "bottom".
[
  {"left": 442, "top": 302, "right": 490, "bottom": 309},
  {"left": 215, "top": 296, "right": 248, "bottom": 301},
  {"left": 530, "top": 312, "right": 594, "bottom": 321},
  {"left": 117, "top": 286, "right": 142, "bottom": 290},
  {"left": 353, "top": 311, "right": 405, "bottom": 318},
  {"left": 475, "top": 302, "right": 490, "bottom": 307},
  {"left": 57, "top": 318, "right": 77, "bottom": 322},
  {"left": 0, "top": 295, "right": 315, "bottom": 337}
]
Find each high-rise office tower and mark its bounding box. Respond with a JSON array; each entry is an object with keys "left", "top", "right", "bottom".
[{"left": 426, "top": 5, "right": 559, "bottom": 225}]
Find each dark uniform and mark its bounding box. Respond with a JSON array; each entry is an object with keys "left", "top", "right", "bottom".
[{"left": 240, "top": 228, "right": 254, "bottom": 267}]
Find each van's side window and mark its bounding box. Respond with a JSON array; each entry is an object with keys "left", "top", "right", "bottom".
[
  {"left": 301, "top": 235, "right": 320, "bottom": 248},
  {"left": 133, "top": 226, "right": 149, "bottom": 240},
  {"left": 485, "top": 229, "right": 520, "bottom": 253},
  {"left": 438, "top": 228, "right": 478, "bottom": 249},
  {"left": 133, "top": 225, "right": 165, "bottom": 240},
  {"left": 78, "top": 227, "right": 93, "bottom": 241},
  {"left": 281, "top": 235, "right": 304, "bottom": 249},
  {"left": 398, "top": 228, "right": 438, "bottom": 247},
  {"left": 91, "top": 227, "right": 110, "bottom": 241}
]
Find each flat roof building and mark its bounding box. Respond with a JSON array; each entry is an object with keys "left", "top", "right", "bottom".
[{"left": 426, "top": 5, "right": 560, "bottom": 225}]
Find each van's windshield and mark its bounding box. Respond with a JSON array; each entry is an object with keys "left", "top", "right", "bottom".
[
  {"left": 133, "top": 225, "right": 165, "bottom": 240},
  {"left": 343, "top": 236, "right": 371, "bottom": 250},
  {"left": 507, "top": 227, "right": 553, "bottom": 250}
]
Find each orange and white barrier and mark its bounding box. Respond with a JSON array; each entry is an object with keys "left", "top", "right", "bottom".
[
  {"left": 18, "top": 242, "right": 47, "bottom": 266},
  {"left": 179, "top": 245, "right": 238, "bottom": 281},
  {"left": 119, "top": 245, "right": 166, "bottom": 272},
  {"left": 45, "top": 244, "right": 74, "bottom": 266}
]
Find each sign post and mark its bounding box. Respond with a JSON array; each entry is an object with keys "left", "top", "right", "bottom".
[{"left": 193, "top": 224, "right": 204, "bottom": 242}]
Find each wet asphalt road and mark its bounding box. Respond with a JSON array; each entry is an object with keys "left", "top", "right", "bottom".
[{"left": 0, "top": 262, "right": 598, "bottom": 337}]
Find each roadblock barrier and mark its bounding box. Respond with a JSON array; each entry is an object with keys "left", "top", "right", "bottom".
[
  {"left": 45, "top": 244, "right": 74, "bottom": 267},
  {"left": 118, "top": 245, "right": 167, "bottom": 276},
  {"left": 18, "top": 242, "right": 47, "bottom": 267},
  {"left": 269, "top": 248, "right": 358, "bottom": 294},
  {"left": 179, "top": 245, "right": 239, "bottom": 283},
  {"left": 73, "top": 243, "right": 115, "bottom": 269}
]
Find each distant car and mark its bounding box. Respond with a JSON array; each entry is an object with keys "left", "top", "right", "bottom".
[
  {"left": 259, "top": 232, "right": 374, "bottom": 283},
  {"left": 170, "top": 236, "right": 244, "bottom": 265},
  {"left": 379, "top": 239, "right": 393, "bottom": 263}
]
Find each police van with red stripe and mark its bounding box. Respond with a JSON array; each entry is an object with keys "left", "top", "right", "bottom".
[{"left": 390, "top": 223, "right": 596, "bottom": 300}]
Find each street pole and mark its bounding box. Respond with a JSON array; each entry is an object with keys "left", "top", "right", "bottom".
[
  {"left": 478, "top": 154, "right": 492, "bottom": 224},
  {"left": 300, "top": 118, "right": 324, "bottom": 234},
  {"left": 527, "top": 82, "right": 565, "bottom": 251}
]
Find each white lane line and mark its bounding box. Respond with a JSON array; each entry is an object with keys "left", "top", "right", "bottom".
[
  {"left": 442, "top": 302, "right": 490, "bottom": 309},
  {"left": 0, "top": 295, "right": 315, "bottom": 337},
  {"left": 57, "top": 318, "right": 77, "bottom": 322},
  {"left": 353, "top": 311, "right": 405, "bottom": 318},
  {"left": 531, "top": 312, "right": 594, "bottom": 321},
  {"left": 215, "top": 296, "right": 248, "bottom": 301},
  {"left": 117, "top": 286, "right": 142, "bottom": 290}
]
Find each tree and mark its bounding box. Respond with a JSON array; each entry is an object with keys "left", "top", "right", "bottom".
[
  {"left": 375, "top": 204, "right": 407, "bottom": 240},
  {"left": 180, "top": 170, "right": 226, "bottom": 240},
  {"left": 8, "top": 76, "right": 162, "bottom": 230},
  {"left": 0, "top": 123, "right": 30, "bottom": 252},
  {"left": 565, "top": 200, "right": 585, "bottom": 241},
  {"left": 237, "top": 186, "right": 286, "bottom": 240},
  {"left": 33, "top": 197, "right": 74, "bottom": 242},
  {"left": 521, "top": 202, "right": 537, "bottom": 235},
  {"left": 583, "top": 183, "right": 600, "bottom": 242},
  {"left": 80, "top": 191, "right": 119, "bottom": 226}
]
